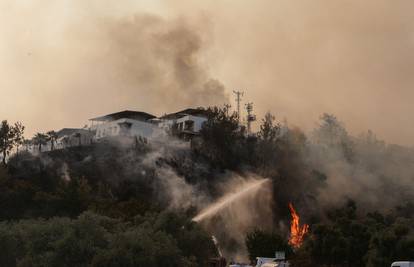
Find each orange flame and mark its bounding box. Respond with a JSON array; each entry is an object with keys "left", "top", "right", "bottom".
[{"left": 288, "top": 203, "right": 309, "bottom": 248}]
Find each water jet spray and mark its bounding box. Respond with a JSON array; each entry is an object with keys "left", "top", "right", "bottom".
[{"left": 192, "top": 178, "right": 271, "bottom": 222}]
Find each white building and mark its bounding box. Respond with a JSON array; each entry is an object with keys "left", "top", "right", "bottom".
[
  {"left": 55, "top": 128, "right": 94, "bottom": 149},
  {"left": 25, "top": 128, "right": 93, "bottom": 154},
  {"left": 89, "top": 110, "right": 162, "bottom": 141},
  {"left": 158, "top": 108, "right": 208, "bottom": 139},
  {"left": 24, "top": 108, "right": 209, "bottom": 155}
]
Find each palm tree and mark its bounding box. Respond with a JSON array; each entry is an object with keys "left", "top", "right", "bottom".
[
  {"left": 13, "top": 122, "right": 25, "bottom": 156},
  {"left": 22, "top": 138, "right": 31, "bottom": 152},
  {"left": 32, "top": 133, "right": 47, "bottom": 153},
  {"left": 46, "top": 130, "right": 58, "bottom": 151}
]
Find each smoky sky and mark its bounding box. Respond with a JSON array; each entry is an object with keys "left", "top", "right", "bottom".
[{"left": 1, "top": 0, "right": 414, "bottom": 145}]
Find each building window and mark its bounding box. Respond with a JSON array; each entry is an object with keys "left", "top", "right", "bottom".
[
  {"left": 184, "top": 120, "right": 194, "bottom": 131},
  {"left": 118, "top": 122, "right": 132, "bottom": 136}
]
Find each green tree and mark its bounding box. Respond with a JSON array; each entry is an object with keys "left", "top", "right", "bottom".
[
  {"left": 0, "top": 120, "right": 25, "bottom": 165},
  {"left": 13, "top": 122, "right": 25, "bottom": 156},
  {"left": 46, "top": 131, "right": 58, "bottom": 151},
  {"left": 255, "top": 112, "right": 281, "bottom": 176},
  {"left": 22, "top": 138, "right": 31, "bottom": 152},
  {"left": 257, "top": 112, "right": 280, "bottom": 143},
  {"left": 0, "top": 211, "right": 215, "bottom": 267},
  {"left": 365, "top": 216, "right": 414, "bottom": 267},
  {"left": 58, "top": 177, "right": 92, "bottom": 217},
  {"left": 245, "top": 229, "right": 292, "bottom": 263},
  {"left": 312, "top": 113, "right": 349, "bottom": 146},
  {"left": 32, "top": 133, "right": 48, "bottom": 152},
  {"left": 294, "top": 201, "right": 371, "bottom": 267},
  {"left": 198, "top": 106, "right": 247, "bottom": 169},
  {"left": 312, "top": 113, "right": 354, "bottom": 161},
  {"left": 0, "top": 225, "right": 17, "bottom": 266}
]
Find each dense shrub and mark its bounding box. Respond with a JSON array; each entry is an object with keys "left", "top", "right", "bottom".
[{"left": 0, "top": 212, "right": 216, "bottom": 267}]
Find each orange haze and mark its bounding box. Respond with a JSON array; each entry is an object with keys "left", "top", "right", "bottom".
[{"left": 1, "top": 0, "right": 414, "bottom": 145}]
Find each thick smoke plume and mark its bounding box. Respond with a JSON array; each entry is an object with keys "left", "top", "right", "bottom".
[
  {"left": 3, "top": 1, "right": 414, "bottom": 144},
  {"left": 270, "top": 116, "right": 414, "bottom": 225},
  {"left": 309, "top": 131, "right": 414, "bottom": 213},
  {"left": 1, "top": 2, "right": 227, "bottom": 136},
  {"left": 97, "top": 14, "right": 228, "bottom": 111}
]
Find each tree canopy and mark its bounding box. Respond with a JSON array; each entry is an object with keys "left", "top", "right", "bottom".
[{"left": 0, "top": 120, "right": 24, "bottom": 165}]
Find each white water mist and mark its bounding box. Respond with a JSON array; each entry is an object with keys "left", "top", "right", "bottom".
[{"left": 193, "top": 178, "right": 271, "bottom": 222}]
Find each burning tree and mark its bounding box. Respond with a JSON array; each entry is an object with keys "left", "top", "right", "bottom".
[{"left": 288, "top": 203, "right": 309, "bottom": 248}]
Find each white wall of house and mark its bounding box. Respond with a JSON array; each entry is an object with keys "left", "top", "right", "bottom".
[
  {"left": 158, "top": 115, "right": 207, "bottom": 133},
  {"left": 95, "top": 118, "right": 162, "bottom": 140},
  {"left": 158, "top": 119, "right": 175, "bottom": 132},
  {"left": 178, "top": 115, "right": 207, "bottom": 132},
  {"left": 56, "top": 134, "right": 93, "bottom": 149}
]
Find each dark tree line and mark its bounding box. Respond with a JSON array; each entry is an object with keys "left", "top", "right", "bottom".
[{"left": 1, "top": 108, "right": 414, "bottom": 266}]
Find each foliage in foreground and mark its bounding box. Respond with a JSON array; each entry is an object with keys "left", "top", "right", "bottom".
[
  {"left": 0, "top": 211, "right": 216, "bottom": 267},
  {"left": 289, "top": 201, "right": 414, "bottom": 267}
]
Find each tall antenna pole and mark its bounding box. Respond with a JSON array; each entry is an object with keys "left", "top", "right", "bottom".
[
  {"left": 245, "top": 102, "right": 256, "bottom": 135},
  {"left": 233, "top": 90, "right": 244, "bottom": 124}
]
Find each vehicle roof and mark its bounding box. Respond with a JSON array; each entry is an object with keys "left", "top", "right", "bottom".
[{"left": 391, "top": 262, "right": 414, "bottom": 267}]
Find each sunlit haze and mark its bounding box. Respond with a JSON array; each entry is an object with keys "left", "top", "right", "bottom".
[{"left": 1, "top": 0, "right": 414, "bottom": 145}]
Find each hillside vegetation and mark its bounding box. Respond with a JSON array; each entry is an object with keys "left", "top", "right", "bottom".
[{"left": 1, "top": 107, "right": 414, "bottom": 266}]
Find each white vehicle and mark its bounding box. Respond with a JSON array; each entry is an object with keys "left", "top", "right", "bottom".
[
  {"left": 391, "top": 262, "right": 414, "bottom": 267},
  {"left": 256, "top": 257, "right": 289, "bottom": 267}
]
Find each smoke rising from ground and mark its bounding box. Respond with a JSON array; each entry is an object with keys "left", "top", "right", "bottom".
[
  {"left": 308, "top": 133, "right": 414, "bottom": 213},
  {"left": 271, "top": 116, "right": 414, "bottom": 223},
  {"left": 194, "top": 174, "right": 274, "bottom": 262},
  {"left": 139, "top": 136, "right": 208, "bottom": 210},
  {"left": 120, "top": 136, "right": 274, "bottom": 261},
  {"left": 106, "top": 136, "right": 275, "bottom": 262}
]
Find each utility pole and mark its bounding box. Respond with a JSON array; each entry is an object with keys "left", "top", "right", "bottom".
[
  {"left": 233, "top": 90, "right": 244, "bottom": 124},
  {"left": 245, "top": 102, "right": 256, "bottom": 135}
]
